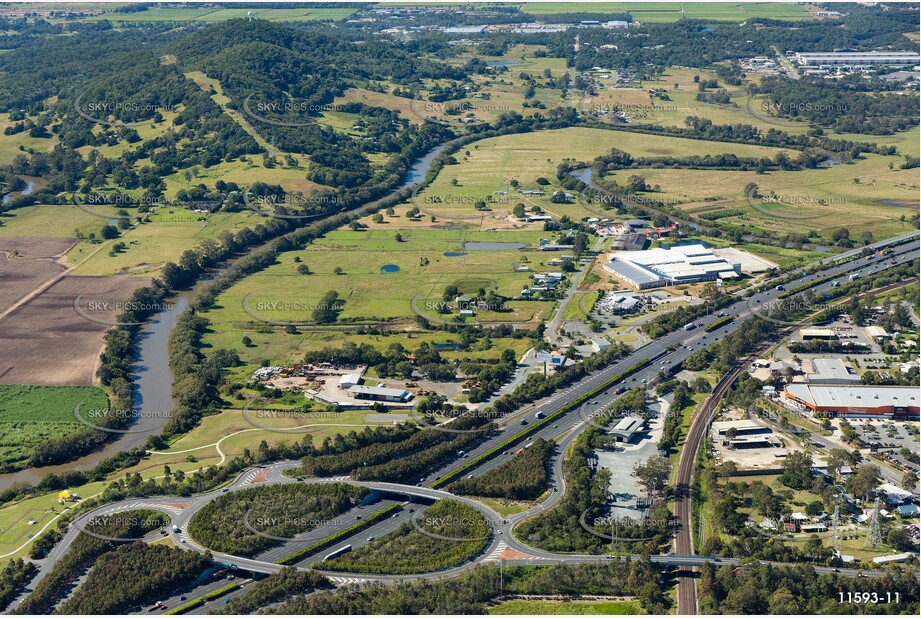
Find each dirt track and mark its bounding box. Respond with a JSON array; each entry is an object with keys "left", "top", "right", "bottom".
[{"left": 0, "top": 237, "right": 78, "bottom": 315}]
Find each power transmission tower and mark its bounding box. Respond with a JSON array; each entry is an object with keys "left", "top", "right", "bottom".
[
  {"left": 863, "top": 497, "right": 884, "bottom": 549},
  {"left": 830, "top": 506, "right": 840, "bottom": 551}
]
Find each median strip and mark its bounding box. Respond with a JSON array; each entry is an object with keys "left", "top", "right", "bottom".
[
  {"left": 276, "top": 503, "right": 401, "bottom": 566},
  {"left": 165, "top": 599, "right": 204, "bottom": 615}
]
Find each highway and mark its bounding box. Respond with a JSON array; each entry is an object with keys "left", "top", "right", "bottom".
[{"left": 9, "top": 237, "right": 918, "bottom": 613}]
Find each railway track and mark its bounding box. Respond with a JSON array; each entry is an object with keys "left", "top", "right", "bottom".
[{"left": 673, "top": 353, "right": 756, "bottom": 614}]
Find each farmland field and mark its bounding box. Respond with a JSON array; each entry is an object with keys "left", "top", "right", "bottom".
[
  {"left": 67, "top": 208, "right": 259, "bottom": 277},
  {"left": 0, "top": 239, "right": 72, "bottom": 315},
  {"left": 415, "top": 126, "right": 797, "bottom": 220},
  {"left": 200, "top": 223, "right": 556, "bottom": 365},
  {"left": 0, "top": 204, "right": 122, "bottom": 240},
  {"left": 0, "top": 384, "right": 108, "bottom": 470},
  {"left": 0, "top": 275, "right": 149, "bottom": 385},
  {"left": 603, "top": 153, "right": 919, "bottom": 242},
  {"left": 522, "top": 2, "right": 814, "bottom": 21}
]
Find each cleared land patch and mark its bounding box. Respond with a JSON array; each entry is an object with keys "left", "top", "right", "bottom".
[
  {"left": 0, "top": 242, "right": 70, "bottom": 315},
  {"left": 0, "top": 275, "right": 149, "bottom": 385}
]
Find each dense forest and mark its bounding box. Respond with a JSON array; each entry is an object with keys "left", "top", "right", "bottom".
[
  {"left": 266, "top": 559, "right": 670, "bottom": 614},
  {"left": 450, "top": 437, "right": 553, "bottom": 500},
  {"left": 212, "top": 567, "right": 329, "bottom": 614},
  {"left": 323, "top": 500, "right": 490, "bottom": 574},
  {"left": 0, "top": 559, "right": 36, "bottom": 612},
  {"left": 699, "top": 562, "right": 918, "bottom": 614},
  {"left": 187, "top": 483, "right": 367, "bottom": 557},
  {"left": 56, "top": 543, "right": 210, "bottom": 615},
  {"left": 15, "top": 509, "right": 167, "bottom": 615}
]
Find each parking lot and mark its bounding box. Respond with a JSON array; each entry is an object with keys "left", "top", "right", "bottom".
[{"left": 834, "top": 418, "right": 920, "bottom": 475}]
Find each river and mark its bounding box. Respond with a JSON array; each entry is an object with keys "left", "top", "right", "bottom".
[
  {"left": 1, "top": 178, "right": 35, "bottom": 205},
  {"left": 0, "top": 144, "right": 449, "bottom": 489}
]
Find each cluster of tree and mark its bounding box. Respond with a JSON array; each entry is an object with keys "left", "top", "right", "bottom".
[
  {"left": 683, "top": 314, "right": 778, "bottom": 375},
  {"left": 753, "top": 75, "right": 919, "bottom": 135},
  {"left": 678, "top": 115, "right": 893, "bottom": 155},
  {"left": 696, "top": 90, "right": 733, "bottom": 106},
  {"left": 642, "top": 293, "right": 733, "bottom": 339},
  {"left": 594, "top": 147, "right": 827, "bottom": 172},
  {"left": 188, "top": 483, "right": 367, "bottom": 557},
  {"left": 699, "top": 208, "right": 745, "bottom": 221},
  {"left": 57, "top": 543, "right": 210, "bottom": 615},
  {"left": 658, "top": 379, "right": 694, "bottom": 451},
  {"left": 324, "top": 500, "right": 490, "bottom": 574},
  {"left": 212, "top": 567, "right": 329, "bottom": 615},
  {"left": 16, "top": 509, "right": 168, "bottom": 614},
  {"left": 778, "top": 450, "right": 814, "bottom": 490},
  {"left": 787, "top": 340, "right": 871, "bottom": 354},
  {"left": 163, "top": 311, "right": 240, "bottom": 437},
  {"left": 0, "top": 559, "right": 36, "bottom": 613},
  {"left": 633, "top": 455, "right": 671, "bottom": 495},
  {"left": 450, "top": 438, "right": 554, "bottom": 500},
  {"left": 268, "top": 559, "right": 668, "bottom": 615},
  {"left": 699, "top": 562, "right": 919, "bottom": 614},
  {"left": 350, "top": 423, "right": 485, "bottom": 483},
  {"left": 295, "top": 416, "right": 487, "bottom": 481},
  {"left": 862, "top": 366, "right": 920, "bottom": 387}
]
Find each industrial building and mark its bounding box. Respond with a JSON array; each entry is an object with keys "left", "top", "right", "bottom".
[
  {"left": 793, "top": 51, "right": 920, "bottom": 67},
  {"left": 805, "top": 358, "right": 860, "bottom": 384},
  {"left": 338, "top": 373, "right": 362, "bottom": 389},
  {"left": 712, "top": 419, "right": 771, "bottom": 437},
  {"left": 348, "top": 384, "right": 413, "bottom": 403},
  {"left": 727, "top": 435, "right": 783, "bottom": 449},
  {"left": 602, "top": 244, "right": 741, "bottom": 290},
  {"left": 609, "top": 415, "right": 646, "bottom": 442},
  {"left": 799, "top": 328, "right": 837, "bottom": 341},
  {"left": 784, "top": 384, "right": 919, "bottom": 419}
]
